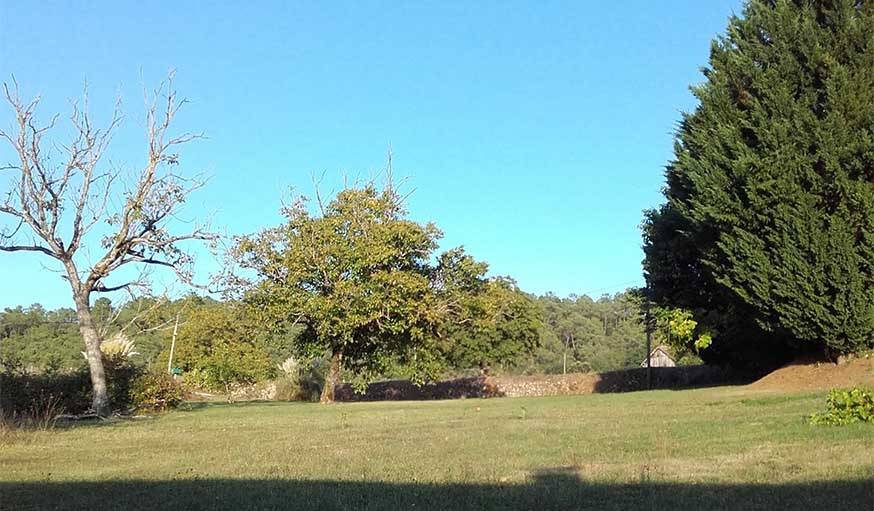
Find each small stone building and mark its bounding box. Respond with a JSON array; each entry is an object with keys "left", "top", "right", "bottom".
[{"left": 641, "top": 345, "right": 676, "bottom": 368}]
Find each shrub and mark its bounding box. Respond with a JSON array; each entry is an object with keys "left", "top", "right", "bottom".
[
  {"left": 1, "top": 366, "right": 90, "bottom": 419},
  {"left": 179, "top": 340, "right": 275, "bottom": 393},
  {"left": 103, "top": 358, "right": 141, "bottom": 412},
  {"left": 130, "top": 372, "right": 184, "bottom": 412},
  {"left": 1, "top": 355, "right": 141, "bottom": 420},
  {"left": 810, "top": 388, "right": 874, "bottom": 426},
  {"left": 0, "top": 393, "right": 65, "bottom": 431},
  {"left": 272, "top": 356, "right": 324, "bottom": 402},
  {"left": 156, "top": 302, "right": 276, "bottom": 393},
  {"left": 183, "top": 362, "right": 253, "bottom": 395},
  {"left": 272, "top": 375, "right": 301, "bottom": 401}
]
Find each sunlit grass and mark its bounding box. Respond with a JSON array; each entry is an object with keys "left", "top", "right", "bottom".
[{"left": 2, "top": 386, "right": 873, "bottom": 510}]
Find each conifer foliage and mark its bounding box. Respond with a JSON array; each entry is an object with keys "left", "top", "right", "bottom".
[{"left": 643, "top": 0, "right": 874, "bottom": 363}]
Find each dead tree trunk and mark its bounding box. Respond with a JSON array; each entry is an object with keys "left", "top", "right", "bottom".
[
  {"left": 73, "top": 290, "right": 109, "bottom": 415},
  {"left": 320, "top": 350, "right": 343, "bottom": 404},
  {"left": 0, "top": 76, "right": 213, "bottom": 418}
]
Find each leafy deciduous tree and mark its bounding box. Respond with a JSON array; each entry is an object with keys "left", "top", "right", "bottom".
[
  {"left": 155, "top": 299, "right": 275, "bottom": 394},
  {"left": 434, "top": 248, "right": 542, "bottom": 374},
  {"left": 235, "top": 180, "right": 444, "bottom": 402}
]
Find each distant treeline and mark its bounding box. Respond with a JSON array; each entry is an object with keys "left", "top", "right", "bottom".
[{"left": 0, "top": 290, "right": 662, "bottom": 380}]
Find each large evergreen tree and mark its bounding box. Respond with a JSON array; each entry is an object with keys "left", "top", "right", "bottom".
[{"left": 644, "top": 0, "right": 874, "bottom": 366}]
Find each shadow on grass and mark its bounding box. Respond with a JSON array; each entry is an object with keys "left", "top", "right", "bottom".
[
  {"left": 180, "top": 401, "right": 293, "bottom": 411},
  {"left": 175, "top": 401, "right": 313, "bottom": 415},
  {"left": 2, "top": 471, "right": 872, "bottom": 511},
  {"left": 333, "top": 367, "right": 760, "bottom": 403},
  {"left": 592, "top": 366, "right": 757, "bottom": 393}
]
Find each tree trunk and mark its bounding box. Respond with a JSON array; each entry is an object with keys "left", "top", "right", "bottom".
[
  {"left": 73, "top": 291, "right": 110, "bottom": 416},
  {"left": 320, "top": 350, "right": 342, "bottom": 404}
]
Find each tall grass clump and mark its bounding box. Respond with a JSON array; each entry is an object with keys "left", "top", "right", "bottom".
[{"left": 273, "top": 357, "right": 324, "bottom": 402}]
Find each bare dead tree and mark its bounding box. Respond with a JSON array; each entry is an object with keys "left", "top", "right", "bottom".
[{"left": 0, "top": 73, "right": 214, "bottom": 416}]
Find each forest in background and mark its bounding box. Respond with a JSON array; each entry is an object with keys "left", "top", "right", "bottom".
[{"left": 0, "top": 289, "right": 674, "bottom": 388}]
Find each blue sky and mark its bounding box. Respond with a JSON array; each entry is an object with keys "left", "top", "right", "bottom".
[{"left": 0, "top": 0, "right": 742, "bottom": 309}]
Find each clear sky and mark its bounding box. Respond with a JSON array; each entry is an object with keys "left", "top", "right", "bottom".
[{"left": 0, "top": 0, "right": 743, "bottom": 310}]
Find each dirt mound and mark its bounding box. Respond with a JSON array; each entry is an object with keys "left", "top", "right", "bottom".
[{"left": 749, "top": 355, "right": 874, "bottom": 392}]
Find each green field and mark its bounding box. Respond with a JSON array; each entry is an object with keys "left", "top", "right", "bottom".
[{"left": 2, "top": 387, "right": 873, "bottom": 510}]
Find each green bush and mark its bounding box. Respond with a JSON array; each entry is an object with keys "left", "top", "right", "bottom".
[
  {"left": 1, "top": 354, "right": 141, "bottom": 418},
  {"left": 176, "top": 339, "right": 275, "bottom": 393},
  {"left": 103, "top": 358, "right": 141, "bottom": 412},
  {"left": 810, "top": 388, "right": 874, "bottom": 426},
  {"left": 1, "top": 362, "right": 89, "bottom": 418},
  {"left": 130, "top": 372, "right": 184, "bottom": 412},
  {"left": 155, "top": 302, "right": 276, "bottom": 393}
]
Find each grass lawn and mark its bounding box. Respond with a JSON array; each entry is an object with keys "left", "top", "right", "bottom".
[{"left": 2, "top": 386, "right": 873, "bottom": 510}]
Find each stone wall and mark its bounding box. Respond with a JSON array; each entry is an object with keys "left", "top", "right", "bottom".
[{"left": 334, "top": 365, "right": 743, "bottom": 402}]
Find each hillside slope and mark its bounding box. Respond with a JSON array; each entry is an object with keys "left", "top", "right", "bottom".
[{"left": 749, "top": 355, "right": 874, "bottom": 392}]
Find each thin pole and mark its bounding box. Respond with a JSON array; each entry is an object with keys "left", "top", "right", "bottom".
[
  {"left": 645, "top": 299, "right": 652, "bottom": 390},
  {"left": 167, "top": 312, "right": 180, "bottom": 375}
]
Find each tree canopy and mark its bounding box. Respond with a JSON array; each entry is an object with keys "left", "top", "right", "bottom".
[
  {"left": 235, "top": 182, "right": 450, "bottom": 400},
  {"left": 643, "top": 0, "right": 874, "bottom": 367},
  {"left": 232, "top": 177, "right": 554, "bottom": 400},
  {"left": 433, "top": 248, "right": 543, "bottom": 374}
]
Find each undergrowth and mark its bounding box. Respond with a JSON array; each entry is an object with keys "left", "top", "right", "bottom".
[{"left": 810, "top": 387, "right": 874, "bottom": 426}]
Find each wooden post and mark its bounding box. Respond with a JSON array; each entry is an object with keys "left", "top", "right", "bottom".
[
  {"left": 167, "top": 312, "right": 180, "bottom": 375},
  {"left": 645, "top": 299, "right": 652, "bottom": 390}
]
